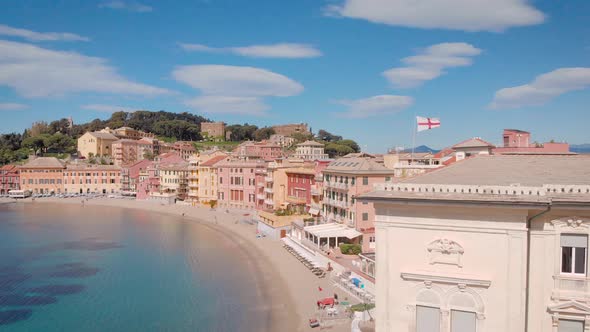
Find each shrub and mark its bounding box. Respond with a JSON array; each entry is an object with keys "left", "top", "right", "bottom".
[
  {"left": 339, "top": 243, "right": 362, "bottom": 255},
  {"left": 350, "top": 303, "right": 375, "bottom": 312}
]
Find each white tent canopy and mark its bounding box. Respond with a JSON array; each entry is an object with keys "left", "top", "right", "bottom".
[{"left": 304, "top": 223, "right": 361, "bottom": 240}]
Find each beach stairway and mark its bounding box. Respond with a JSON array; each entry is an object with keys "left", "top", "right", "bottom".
[{"left": 282, "top": 238, "right": 327, "bottom": 278}]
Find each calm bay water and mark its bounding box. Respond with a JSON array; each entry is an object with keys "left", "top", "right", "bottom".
[{"left": 0, "top": 203, "right": 266, "bottom": 331}]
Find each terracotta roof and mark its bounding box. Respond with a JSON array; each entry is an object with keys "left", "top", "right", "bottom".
[
  {"left": 296, "top": 140, "right": 324, "bottom": 147},
  {"left": 452, "top": 137, "right": 495, "bottom": 149},
  {"left": 201, "top": 155, "right": 228, "bottom": 167},
  {"left": 20, "top": 157, "right": 65, "bottom": 169},
  {"left": 1, "top": 165, "right": 17, "bottom": 171},
  {"left": 87, "top": 131, "right": 118, "bottom": 140},
  {"left": 284, "top": 167, "right": 316, "bottom": 175}
]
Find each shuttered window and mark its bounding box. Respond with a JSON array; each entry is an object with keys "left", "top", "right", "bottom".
[
  {"left": 416, "top": 306, "right": 440, "bottom": 332},
  {"left": 559, "top": 319, "right": 584, "bottom": 332},
  {"left": 451, "top": 310, "right": 476, "bottom": 332}
]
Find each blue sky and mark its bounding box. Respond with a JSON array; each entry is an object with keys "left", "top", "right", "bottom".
[{"left": 1, "top": 0, "right": 589, "bottom": 152}]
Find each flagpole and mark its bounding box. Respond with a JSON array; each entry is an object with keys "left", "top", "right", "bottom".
[{"left": 411, "top": 115, "right": 417, "bottom": 164}]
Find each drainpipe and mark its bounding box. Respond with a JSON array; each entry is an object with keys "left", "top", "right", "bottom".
[{"left": 524, "top": 202, "right": 552, "bottom": 332}]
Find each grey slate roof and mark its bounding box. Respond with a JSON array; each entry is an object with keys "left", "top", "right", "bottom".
[{"left": 400, "top": 155, "right": 590, "bottom": 186}]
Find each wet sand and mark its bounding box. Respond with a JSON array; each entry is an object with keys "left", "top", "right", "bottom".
[{"left": 1, "top": 197, "right": 350, "bottom": 332}]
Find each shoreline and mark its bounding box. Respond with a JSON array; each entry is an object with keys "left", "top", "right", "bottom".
[{"left": 1, "top": 197, "right": 350, "bottom": 332}]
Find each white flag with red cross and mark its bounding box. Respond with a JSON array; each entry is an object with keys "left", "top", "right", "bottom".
[{"left": 417, "top": 116, "right": 441, "bottom": 132}]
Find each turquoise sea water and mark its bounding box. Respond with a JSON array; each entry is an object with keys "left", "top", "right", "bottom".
[{"left": 0, "top": 203, "right": 266, "bottom": 331}]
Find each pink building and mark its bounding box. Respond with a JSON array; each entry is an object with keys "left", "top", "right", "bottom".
[
  {"left": 321, "top": 156, "right": 395, "bottom": 253},
  {"left": 493, "top": 129, "right": 571, "bottom": 154},
  {"left": 215, "top": 159, "right": 266, "bottom": 209},
  {"left": 121, "top": 159, "right": 152, "bottom": 193},
  {"left": 112, "top": 139, "right": 140, "bottom": 166},
  {"left": 159, "top": 141, "right": 196, "bottom": 160},
  {"left": 0, "top": 165, "right": 19, "bottom": 194},
  {"left": 135, "top": 152, "right": 185, "bottom": 200},
  {"left": 234, "top": 141, "right": 283, "bottom": 160}
]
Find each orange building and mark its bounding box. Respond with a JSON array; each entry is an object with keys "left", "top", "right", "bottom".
[{"left": 19, "top": 157, "right": 65, "bottom": 194}]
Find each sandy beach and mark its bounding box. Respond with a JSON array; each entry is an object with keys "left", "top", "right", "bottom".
[{"left": 1, "top": 197, "right": 351, "bottom": 332}]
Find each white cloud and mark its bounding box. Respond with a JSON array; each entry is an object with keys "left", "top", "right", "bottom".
[
  {"left": 490, "top": 67, "right": 590, "bottom": 109},
  {"left": 336, "top": 95, "right": 414, "bottom": 118},
  {"left": 0, "top": 24, "right": 89, "bottom": 42},
  {"left": 0, "top": 40, "right": 170, "bottom": 98},
  {"left": 383, "top": 42, "right": 481, "bottom": 88},
  {"left": 82, "top": 104, "right": 139, "bottom": 113},
  {"left": 326, "top": 0, "right": 545, "bottom": 32},
  {"left": 173, "top": 65, "right": 303, "bottom": 115},
  {"left": 179, "top": 42, "right": 322, "bottom": 58},
  {"left": 0, "top": 103, "right": 28, "bottom": 111},
  {"left": 184, "top": 96, "right": 268, "bottom": 116},
  {"left": 99, "top": 1, "right": 153, "bottom": 12}
]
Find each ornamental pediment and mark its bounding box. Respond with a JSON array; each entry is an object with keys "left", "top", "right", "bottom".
[
  {"left": 551, "top": 217, "right": 590, "bottom": 230},
  {"left": 548, "top": 300, "right": 590, "bottom": 315},
  {"left": 427, "top": 239, "right": 464, "bottom": 267}
]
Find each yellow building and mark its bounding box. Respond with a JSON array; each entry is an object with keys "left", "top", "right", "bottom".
[
  {"left": 77, "top": 131, "right": 119, "bottom": 158},
  {"left": 197, "top": 155, "right": 227, "bottom": 204},
  {"left": 159, "top": 162, "right": 189, "bottom": 200}
]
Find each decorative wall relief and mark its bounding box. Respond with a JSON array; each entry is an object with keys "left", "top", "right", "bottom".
[{"left": 427, "top": 238, "right": 465, "bottom": 267}]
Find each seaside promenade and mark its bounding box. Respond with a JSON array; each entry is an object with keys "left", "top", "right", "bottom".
[{"left": 0, "top": 196, "right": 352, "bottom": 332}]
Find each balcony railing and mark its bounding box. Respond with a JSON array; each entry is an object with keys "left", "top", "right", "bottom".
[
  {"left": 257, "top": 194, "right": 266, "bottom": 200},
  {"left": 327, "top": 181, "right": 349, "bottom": 190},
  {"left": 264, "top": 199, "right": 274, "bottom": 205},
  {"left": 287, "top": 195, "right": 307, "bottom": 204},
  {"left": 264, "top": 187, "right": 273, "bottom": 194},
  {"left": 552, "top": 275, "right": 590, "bottom": 301},
  {"left": 265, "top": 176, "right": 273, "bottom": 182}
]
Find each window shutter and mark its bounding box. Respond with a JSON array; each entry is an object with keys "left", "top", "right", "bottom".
[
  {"left": 451, "top": 310, "right": 476, "bottom": 332},
  {"left": 558, "top": 319, "right": 584, "bottom": 332},
  {"left": 416, "top": 306, "right": 440, "bottom": 332},
  {"left": 561, "top": 234, "right": 588, "bottom": 248}
]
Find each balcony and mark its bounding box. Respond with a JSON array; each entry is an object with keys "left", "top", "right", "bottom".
[
  {"left": 264, "top": 187, "right": 273, "bottom": 194},
  {"left": 264, "top": 199, "right": 274, "bottom": 205},
  {"left": 552, "top": 275, "right": 590, "bottom": 301},
  {"left": 257, "top": 182, "right": 265, "bottom": 187},
  {"left": 257, "top": 194, "right": 266, "bottom": 200},
  {"left": 287, "top": 195, "right": 307, "bottom": 204},
  {"left": 265, "top": 176, "right": 273, "bottom": 182},
  {"left": 327, "top": 181, "right": 349, "bottom": 190}
]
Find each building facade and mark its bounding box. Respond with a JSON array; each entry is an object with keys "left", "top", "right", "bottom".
[
  {"left": 322, "top": 156, "right": 395, "bottom": 252},
  {"left": 200, "top": 122, "right": 225, "bottom": 139},
  {"left": 0, "top": 165, "right": 19, "bottom": 194},
  {"left": 216, "top": 159, "right": 266, "bottom": 210},
  {"left": 159, "top": 162, "right": 189, "bottom": 200},
  {"left": 19, "top": 157, "right": 65, "bottom": 194},
  {"left": 63, "top": 164, "right": 122, "bottom": 194},
  {"left": 197, "top": 155, "right": 227, "bottom": 204},
  {"left": 272, "top": 123, "right": 310, "bottom": 137},
  {"left": 294, "top": 140, "right": 329, "bottom": 160},
  {"left": 77, "top": 131, "right": 119, "bottom": 158},
  {"left": 360, "top": 155, "right": 590, "bottom": 332}
]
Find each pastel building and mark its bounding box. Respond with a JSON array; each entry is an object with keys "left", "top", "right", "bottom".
[
  {"left": 158, "top": 162, "right": 189, "bottom": 200},
  {"left": 322, "top": 156, "right": 395, "bottom": 253},
  {"left": 216, "top": 159, "right": 266, "bottom": 209},
  {"left": 121, "top": 159, "right": 152, "bottom": 194},
  {"left": 19, "top": 157, "right": 65, "bottom": 194},
  {"left": 234, "top": 141, "right": 283, "bottom": 161},
  {"left": 0, "top": 165, "right": 19, "bottom": 194},
  {"left": 359, "top": 155, "right": 590, "bottom": 332},
  {"left": 294, "top": 141, "right": 329, "bottom": 160},
  {"left": 197, "top": 155, "right": 227, "bottom": 204},
  {"left": 112, "top": 139, "right": 140, "bottom": 166},
  {"left": 187, "top": 155, "right": 199, "bottom": 203},
  {"left": 63, "top": 164, "right": 122, "bottom": 194},
  {"left": 493, "top": 129, "right": 571, "bottom": 155},
  {"left": 77, "top": 131, "right": 119, "bottom": 158}
]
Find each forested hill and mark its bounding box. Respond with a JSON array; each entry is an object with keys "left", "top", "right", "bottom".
[{"left": 69, "top": 111, "right": 210, "bottom": 140}]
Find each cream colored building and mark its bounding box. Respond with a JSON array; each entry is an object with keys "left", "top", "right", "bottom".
[
  {"left": 294, "top": 140, "right": 329, "bottom": 160},
  {"left": 359, "top": 155, "right": 590, "bottom": 332},
  {"left": 159, "top": 162, "right": 189, "bottom": 200},
  {"left": 77, "top": 131, "right": 119, "bottom": 158},
  {"left": 187, "top": 155, "right": 199, "bottom": 203}
]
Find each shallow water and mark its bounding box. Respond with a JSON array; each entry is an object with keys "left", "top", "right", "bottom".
[{"left": 0, "top": 203, "right": 267, "bottom": 331}]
